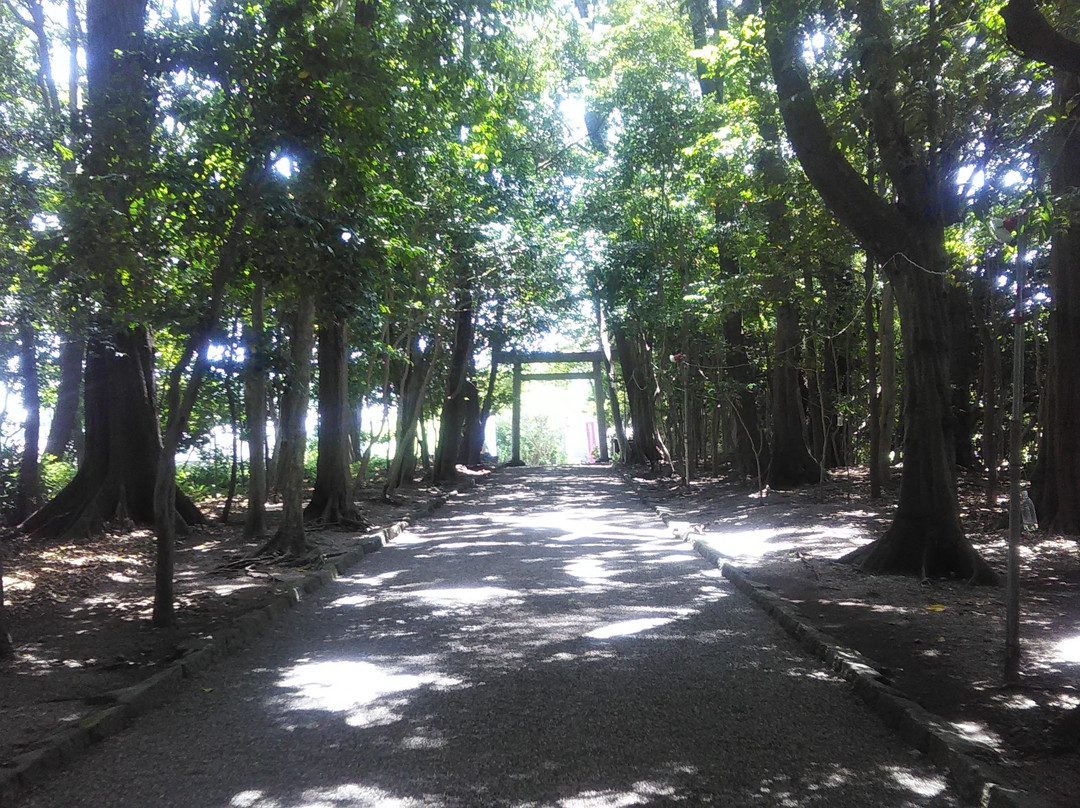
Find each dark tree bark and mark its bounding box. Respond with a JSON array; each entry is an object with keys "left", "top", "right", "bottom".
[
  {"left": 13, "top": 319, "right": 42, "bottom": 525},
  {"left": 762, "top": 0, "right": 995, "bottom": 581},
  {"left": 244, "top": 279, "right": 269, "bottom": 539},
  {"left": 768, "top": 281, "right": 821, "bottom": 487},
  {"left": 24, "top": 1, "right": 202, "bottom": 543},
  {"left": 22, "top": 328, "right": 202, "bottom": 540},
  {"left": 459, "top": 375, "right": 484, "bottom": 466},
  {"left": 265, "top": 294, "right": 316, "bottom": 556},
  {"left": 432, "top": 283, "right": 475, "bottom": 485},
  {"left": 877, "top": 279, "right": 898, "bottom": 479},
  {"left": 1002, "top": 1, "right": 1080, "bottom": 535},
  {"left": 865, "top": 255, "right": 883, "bottom": 498},
  {"left": 385, "top": 335, "right": 440, "bottom": 498},
  {"left": 43, "top": 338, "right": 83, "bottom": 460},
  {"left": 305, "top": 315, "right": 366, "bottom": 526},
  {"left": 614, "top": 324, "right": 665, "bottom": 469},
  {"left": 975, "top": 267, "right": 1004, "bottom": 508},
  {"left": 948, "top": 285, "right": 980, "bottom": 469}
]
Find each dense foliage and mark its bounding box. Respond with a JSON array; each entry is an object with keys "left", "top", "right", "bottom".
[{"left": 1, "top": 0, "right": 1079, "bottom": 644}]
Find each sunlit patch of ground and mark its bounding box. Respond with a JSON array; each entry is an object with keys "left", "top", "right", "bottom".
[{"left": 630, "top": 466, "right": 1080, "bottom": 806}]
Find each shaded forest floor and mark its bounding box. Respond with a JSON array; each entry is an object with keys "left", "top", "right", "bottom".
[
  {"left": 2, "top": 465, "right": 1078, "bottom": 806},
  {"left": 630, "top": 466, "right": 1079, "bottom": 807},
  {"left": 0, "top": 480, "right": 455, "bottom": 770}
]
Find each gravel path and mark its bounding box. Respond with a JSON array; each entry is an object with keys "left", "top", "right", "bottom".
[{"left": 19, "top": 467, "right": 959, "bottom": 807}]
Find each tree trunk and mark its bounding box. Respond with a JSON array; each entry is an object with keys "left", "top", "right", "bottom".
[
  {"left": 305, "top": 315, "right": 366, "bottom": 526},
  {"left": 1031, "top": 71, "right": 1080, "bottom": 534},
  {"left": 21, "top": 328, "right": 202, "bottom": 539},
  {"left": 433, "top": 284, "right": 474, "bottom": 485},
  {"left": 763, "top": 0, "right": 994, "bottom": 580},
  {"left": 948, "top": 284, "right": 979, "bottom": 469},
  {"left": 459, "top": 376, "right": 484, "bottom": 467},
  {"left": 865, "top": 256, "right": 883, "bottom": 497},
  {"left": 13, "top": 319, "right": 42, "bottom": 524},
  {"left": 614, "top": 325, "right": 665, "bottom": 469},
  {"left": 976, "top": 267, "right": 1004, "bottom": 508},
  {"left": 385, "top": 336, "right": 440, "bottom": 498},
  {"left": 43, "top": 338, "right": 83, "bottom": 460},
  {"left": 265, "top": 295, "right": 316, "bottom": 556},
  {"left": 845, "top": 254, "right": 996, "bottom": 582},
  {"left": 878, "top": 278, "right": 898, "bottom": 478},
  {"left": 243, "top": 280, "right": 269, "bottom": 539},
  {"left": 768, "top": 282, "right": 820, "bottom": 487},
  {"left": 722, "top": 310, "right": 765, "bottom": 478}
]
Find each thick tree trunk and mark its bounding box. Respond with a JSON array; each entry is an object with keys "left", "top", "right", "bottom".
[
  {"left": 14, "top": 320, "right": 42, "bottom": 524},
  {"left": 459, "top": 376, "right": 484, "bottom": 466},
  {"left": 432, "top": 285, "right": 474, "bottom": 485},
  {"left": 768, "top": 284, "right": 821, "bottom": 487},
  {"left": 763, "top": 0, "right": 994, "bottom": 580},
  {"left": 243, "top": 281, "right": 268, "bottom": 538},
  {"left": 845, "top": 255, "right": 996, "bottom": 582},
  {"left": 1031, "top": 71, "right": 1080, "bottom": 534},
  {"left": 44, "top": 338, "right": 83, "bottom": 460},
  {"left": 265, "top": 295, "right": 316, "bottom": 556},
  {"left": 21, "top": 328, "right": 202, "bottom": 539},
  {"left": 305, "top": 316, "right": 366, "bottom": 526},
  {"left": 614, "top": 325, "right": 665, "bottom": 469}
]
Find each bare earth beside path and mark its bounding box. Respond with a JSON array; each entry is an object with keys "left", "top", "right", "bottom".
[
  {"left": 0, "top": 481, "right": 463, "bottom": 769},
  {"left": 0, "top": 464, "right": 1077, "bottom": 806},
  {"left": 630, "top": 468, "right": 1080, "bottom": 807}
]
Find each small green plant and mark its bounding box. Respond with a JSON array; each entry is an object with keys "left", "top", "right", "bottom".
[
  {"left": 177, "top": 451, "right": 237, "bottom": 501},
  {"left": 39, "top": 456, "right": 77, "bottom": 498}
]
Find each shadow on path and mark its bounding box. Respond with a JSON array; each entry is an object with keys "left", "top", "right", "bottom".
[{"left": 22, "top": 467, "right": 957, "bottom": 807}]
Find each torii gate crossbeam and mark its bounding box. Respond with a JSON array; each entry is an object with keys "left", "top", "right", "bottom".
[{"left": 494, "top": 350, "right": 609, "bottom": 465}]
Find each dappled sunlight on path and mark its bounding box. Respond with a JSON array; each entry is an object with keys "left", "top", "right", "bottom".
[{"left": 21, "top": 466, "right": 958, "bottom": 808}]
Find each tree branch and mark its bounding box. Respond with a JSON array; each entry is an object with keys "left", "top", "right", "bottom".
[
  {"left": 761, "top": 0, "right": 906, "bottom": 259},
  {"left": 1002, "top": 0, "right": 1080, "bottom": 74}
]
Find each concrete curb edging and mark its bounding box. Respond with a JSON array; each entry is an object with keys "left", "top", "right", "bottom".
[
  {"left": 693, "top": 542, "right": 1037, "bottom": 808},
  {"left": 0, "top": 478, "right": 479, "bottom": 807},
  {"left": 615, "top": 469, "right": 1036, "bottom": 808}
]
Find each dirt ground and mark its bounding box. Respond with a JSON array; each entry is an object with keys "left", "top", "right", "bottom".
[
  {"left": 0, "top": 482, "right": 449, "bottom": 770},
  {"left": 2, "top": 466, "right": 1078, "bottom": 806},
  {"left": 631, "top": 467, "right": 1080, "bottom": 808}
]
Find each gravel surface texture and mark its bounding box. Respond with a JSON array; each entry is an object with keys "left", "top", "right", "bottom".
[{"left": 18, "top": 466, "right": 961, "bottom": 807}]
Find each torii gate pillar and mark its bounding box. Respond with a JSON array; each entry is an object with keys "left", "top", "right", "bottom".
[{"left": 499, "top": 350, "right": 609, "bottom": 465}]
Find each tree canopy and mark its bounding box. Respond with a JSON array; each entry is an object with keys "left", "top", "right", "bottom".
[{"left": 1, "top": 0, "right": 1080, "bottom": 643}]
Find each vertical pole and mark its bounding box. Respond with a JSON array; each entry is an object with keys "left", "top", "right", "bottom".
[
  {"left": 1005, "top": 222, "right": 1025, "bottom": 684},
  {"left": 682, "top": 357, "right": 691, "bottom": 487},
  {"left": 511, "top": 360, "right": 522, "bottom": 465},
  {"left": 593, "top": 360, "right": 609, "bottom": 462}
]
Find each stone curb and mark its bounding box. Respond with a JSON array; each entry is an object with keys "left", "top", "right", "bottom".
[
  {"left": 615, "top": 469, "right": 1038, "bottom": 808},
  {"left": 692, "top": 543, "right": 1038, "bottom": 808},
  {"left": 0, "top": 478, "right": 479, "bottom": 807}
]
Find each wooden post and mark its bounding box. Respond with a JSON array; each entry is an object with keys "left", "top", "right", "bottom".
[
  {"left": 510, "top": 360, "right": 523, "bottom": 465},
  {"left": 593, "top": 361, "right": 609, "bottom": 462}
]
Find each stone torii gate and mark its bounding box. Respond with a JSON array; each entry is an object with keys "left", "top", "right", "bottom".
[{"left": 494, "top": 350, "right": 609, "bottom": 465}]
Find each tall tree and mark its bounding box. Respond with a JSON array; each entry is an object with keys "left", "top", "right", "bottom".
[
  {"left": 21, "top": 0, "right": 201, "bottom": 540},
  {"left": 760, "top": 0, "right": 996, "bottom": 581},
  {"left": 263, "top": 294, "right": 316, "bottom": 556},
  {"left": 1002, "top": 0, "right": 1080, "bottom": 534}
]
